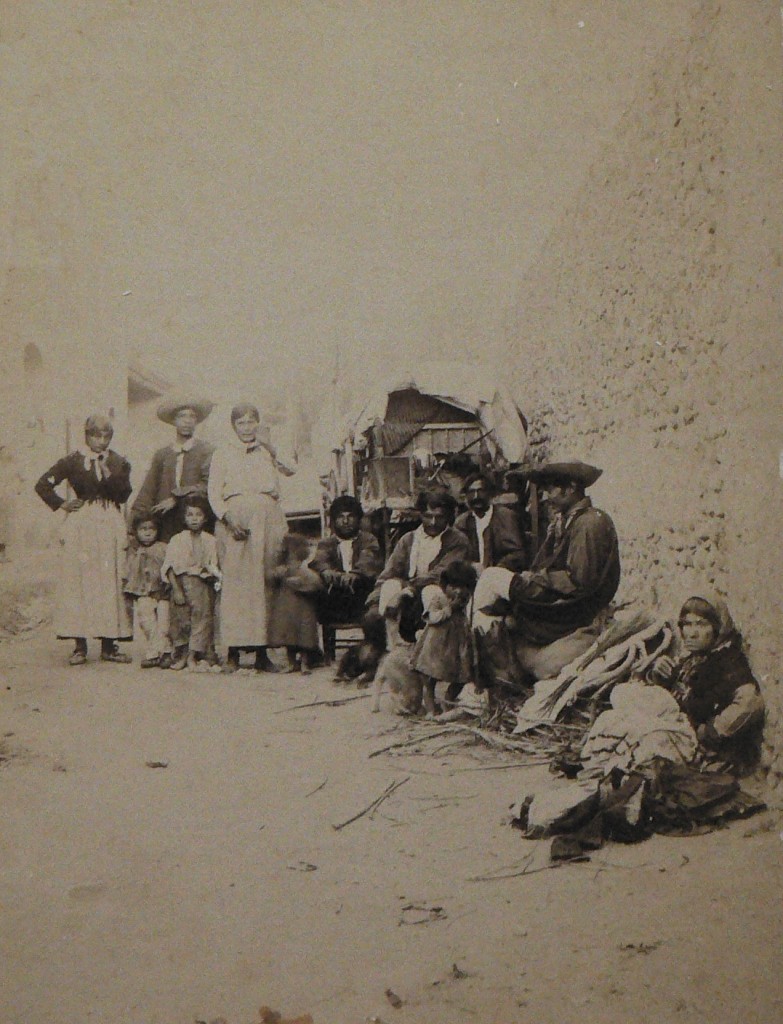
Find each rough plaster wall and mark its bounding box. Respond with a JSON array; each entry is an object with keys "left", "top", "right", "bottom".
[{"left": 501, "top": 3, "right": 783, "bottom": 777}]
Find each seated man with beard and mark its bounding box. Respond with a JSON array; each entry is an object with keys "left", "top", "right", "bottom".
[
  {"left": 454, "top": 472, "right": 528, "bottom": 574},
  {"left": 474, "top": 461, "right": 620, "bottom": 683}
]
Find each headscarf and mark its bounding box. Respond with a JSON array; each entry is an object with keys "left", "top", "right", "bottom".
[
  {"left": 678, "top": 593, "right": 736, "bottom": 649},
  {"left": 676, "top": 593, "right": 739, "bottom": 691}
]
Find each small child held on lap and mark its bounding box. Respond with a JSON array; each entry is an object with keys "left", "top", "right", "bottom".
[
  {"left": 161, "top": 495, "right": 221, "bottom": 671},
  {"left": 124, "top": 515, "right": 171, "bottom": 669},
  {"left": 412, "top": 560, "right": 478, "bottom": 714},
  {"left": 269, "top": 533, "right": 322, "bottom": 674}
]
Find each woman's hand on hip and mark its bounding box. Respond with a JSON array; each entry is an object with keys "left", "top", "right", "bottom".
[{"left": 62, "top": 498, "right": 85, "bottom": 513}]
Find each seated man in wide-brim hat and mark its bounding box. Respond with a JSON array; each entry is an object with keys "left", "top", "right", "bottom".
[
  {"left": 131, "top": 396, "right": 216, "bottom": 544},
  {"left": 473, "top": 460, "right": 621, "bottom": 684}
]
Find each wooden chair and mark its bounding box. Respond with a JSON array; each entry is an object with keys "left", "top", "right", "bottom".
[{"left": 321, "top": 622, "right": 364, "bottom": 664}]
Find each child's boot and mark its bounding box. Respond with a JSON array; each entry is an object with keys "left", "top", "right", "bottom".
[
  {"left": 254, "top": 647, "right": 277, "bottom": 673},
  {"left": 69, "top": 638, "right": 88, "bottom": 666},
  {"left": 100, "top": 639, "right": 132, "bottom": 664},
  {"left": 169, "top": 646, "right": 188, "bottom": 671},
  {"left": 222, "top": 646, "right": 240, "bottom": 674}
]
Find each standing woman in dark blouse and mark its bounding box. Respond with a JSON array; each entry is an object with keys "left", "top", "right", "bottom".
[{"left": 35, "top": 414, "right": 133, "bottom": 665}]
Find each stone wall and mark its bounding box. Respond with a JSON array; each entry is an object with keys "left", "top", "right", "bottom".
[{"left": 499, "top": 3, "right": 783, "bottom": 781}]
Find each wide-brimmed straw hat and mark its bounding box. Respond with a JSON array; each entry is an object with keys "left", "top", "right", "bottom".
[
  {"left": 156, "top": 395, "right": 214, "bottom": 425},
  {"left": 528, "top": 461, "right": 603, "bottom": 488}
]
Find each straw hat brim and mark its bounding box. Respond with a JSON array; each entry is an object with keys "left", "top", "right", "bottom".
[{"left": 156, "top": 397, "right": 214, "bottom": 425}]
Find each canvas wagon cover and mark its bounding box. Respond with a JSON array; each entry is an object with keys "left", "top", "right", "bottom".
[{"left": 332, "top": 361, "right": 529, "bottom": 465}]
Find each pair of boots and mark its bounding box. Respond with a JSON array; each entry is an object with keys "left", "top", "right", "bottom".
[
  {"left": 169, "top": 647, "right": 220, "bottom": 672},
  {"left": 223, "top": 647, "right": 277, "bottom": 674},
  {"left": 69, "top": 638, "right": 131, "bottom": 666}
]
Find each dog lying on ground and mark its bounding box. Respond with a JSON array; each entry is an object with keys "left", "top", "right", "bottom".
[{"left": 333, "top": 612, "right": 386, "bottom": 687}]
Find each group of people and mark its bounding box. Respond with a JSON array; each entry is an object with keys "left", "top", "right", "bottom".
[
  {"left": 34, "top": 396, "right": 765, "bottom": 772},
  {"left": 35, "top": 397, "right": 310, "bottom": 674}
]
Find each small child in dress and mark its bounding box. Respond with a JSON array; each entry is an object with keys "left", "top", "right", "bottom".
[
  {"left": 161, "top": 495, "right": 221, "bottom": 671},
  {"left": 411, "top": 560, "right": 478, "bottom": 715},
  {"left": 269, "top": 533, "right": 322, "bottom": 674},
  {"left": 124, "top": 515, "right": 171, "bottom": 669}
]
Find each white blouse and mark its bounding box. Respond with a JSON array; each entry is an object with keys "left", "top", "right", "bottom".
[{"left": 207, "top": 439, "right": 295, "bottom": 520}]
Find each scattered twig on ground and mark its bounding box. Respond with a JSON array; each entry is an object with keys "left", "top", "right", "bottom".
[
  {"left": 450, "top": 760, "right": 550, "bottom": 772},
  {"left": 369, "top": 728, "right": 456, "bottom": 758},
  {"left": 619, "top": 940, "right": 663, "bottom": 954},
  {"left": 398, "top": 902, "right": 447, "bottom": 925},
  {"left": 408, "top": 793, "right": 478, "bottom": 802},
  {"left": 466, "top": 853, "right": 533, "bottom": 881},
  {"left": 468, "top": 862, "right": 564, "bottom": 881},
  {"left": 304, "top": 776, "right": 328, "bottom": 797},
  {"left": 332, "top": 776, "right": 410, "bottom": 831},
  {"left": 274, "top": 694, "right": 372, "bottom": 713}
]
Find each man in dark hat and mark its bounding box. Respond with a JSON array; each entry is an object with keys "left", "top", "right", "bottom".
[
  {"left": 131, "top": 397, "right": 215, "bottom": 543},
  {"left": 475, "top": 460, "right": 620, "bottom": 681},
  {"left": 310, "top": 495, "right": 383, "bottom": 626}
]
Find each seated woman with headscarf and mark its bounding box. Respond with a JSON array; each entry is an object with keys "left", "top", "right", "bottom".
[
  {"left": 208, "top": 404, "right": 294, "bottom": 673},
  {"left": 651, "top": 594, "right": 765, "bottom": 774},
  {"left": 310, "top": 495, "right": 383, "bottom": 626}
]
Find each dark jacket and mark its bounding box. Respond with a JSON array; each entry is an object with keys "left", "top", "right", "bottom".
[
  {"left": 676, "top": 642, "right": 759, "bottom": 727},
  {"left": 131, "top": 439, "right": 214, "bottom": 540},
  {"left": 35, "top": 450, "right": 132, "bottom": 510},
  {"left": 674, "top": 640, "right": 764, "bottom": 770},
  {"left": 509, "top": 497, "right": 620, "bottom": 645},
  {"left": 368, "top": 525, "right": 471, "bottom": 605},
  {"left": 310, "top": 531, "right": 383, "bottom": 581},
  {"left": 454, "top": 505, "right": 528, "bottom": 570}
]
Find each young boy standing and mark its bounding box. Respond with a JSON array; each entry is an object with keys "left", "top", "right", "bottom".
[
  {"left": 161, "top": 496, "right": 221, "bottom": 670},
  {"left": 124, "top": 515, "right": 172, "bottom": 668}
]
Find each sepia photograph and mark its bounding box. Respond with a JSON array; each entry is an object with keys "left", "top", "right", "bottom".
[{"left": 1, "top": 3, "right": 781, "bottom": 1022}]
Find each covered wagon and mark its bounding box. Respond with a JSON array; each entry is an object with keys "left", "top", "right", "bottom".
[{"left": 322, "top": 363, "right": 535, "bottom": 555}]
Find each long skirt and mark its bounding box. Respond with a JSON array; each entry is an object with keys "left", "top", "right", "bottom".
[
  {"left": 56, "top": 501, "right": 131, "bottom": 640},
  {"left": 216, "top": 493, "right": 287, "bottom": 647},
  {"left": 268, "top": 585, "right": 320, "bottom": 651}
]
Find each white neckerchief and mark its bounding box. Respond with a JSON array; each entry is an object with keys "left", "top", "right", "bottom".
[
  {"left": 172, "top": 437, "right": 195, "bottom": 488},
  {"left": 473, "top": 507, "right": 493, "bottom": 566},
  {"left": 408, "top": 526, "right": 444, "bottom": 579},
  {"left": 83, "top": 450, "right": 109, "bottom": 480},
  {"left": 337, "top": 537, "right": 354, "bottom": 572}
]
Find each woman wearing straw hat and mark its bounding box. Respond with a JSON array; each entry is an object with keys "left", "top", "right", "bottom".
[{"left": 131, "top": 396, "right": 215, "bottom": 543}]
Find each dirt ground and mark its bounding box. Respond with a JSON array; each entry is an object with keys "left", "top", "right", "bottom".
[{"left": 1, "top": 629, "right": 781, "bottom": 1024}]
